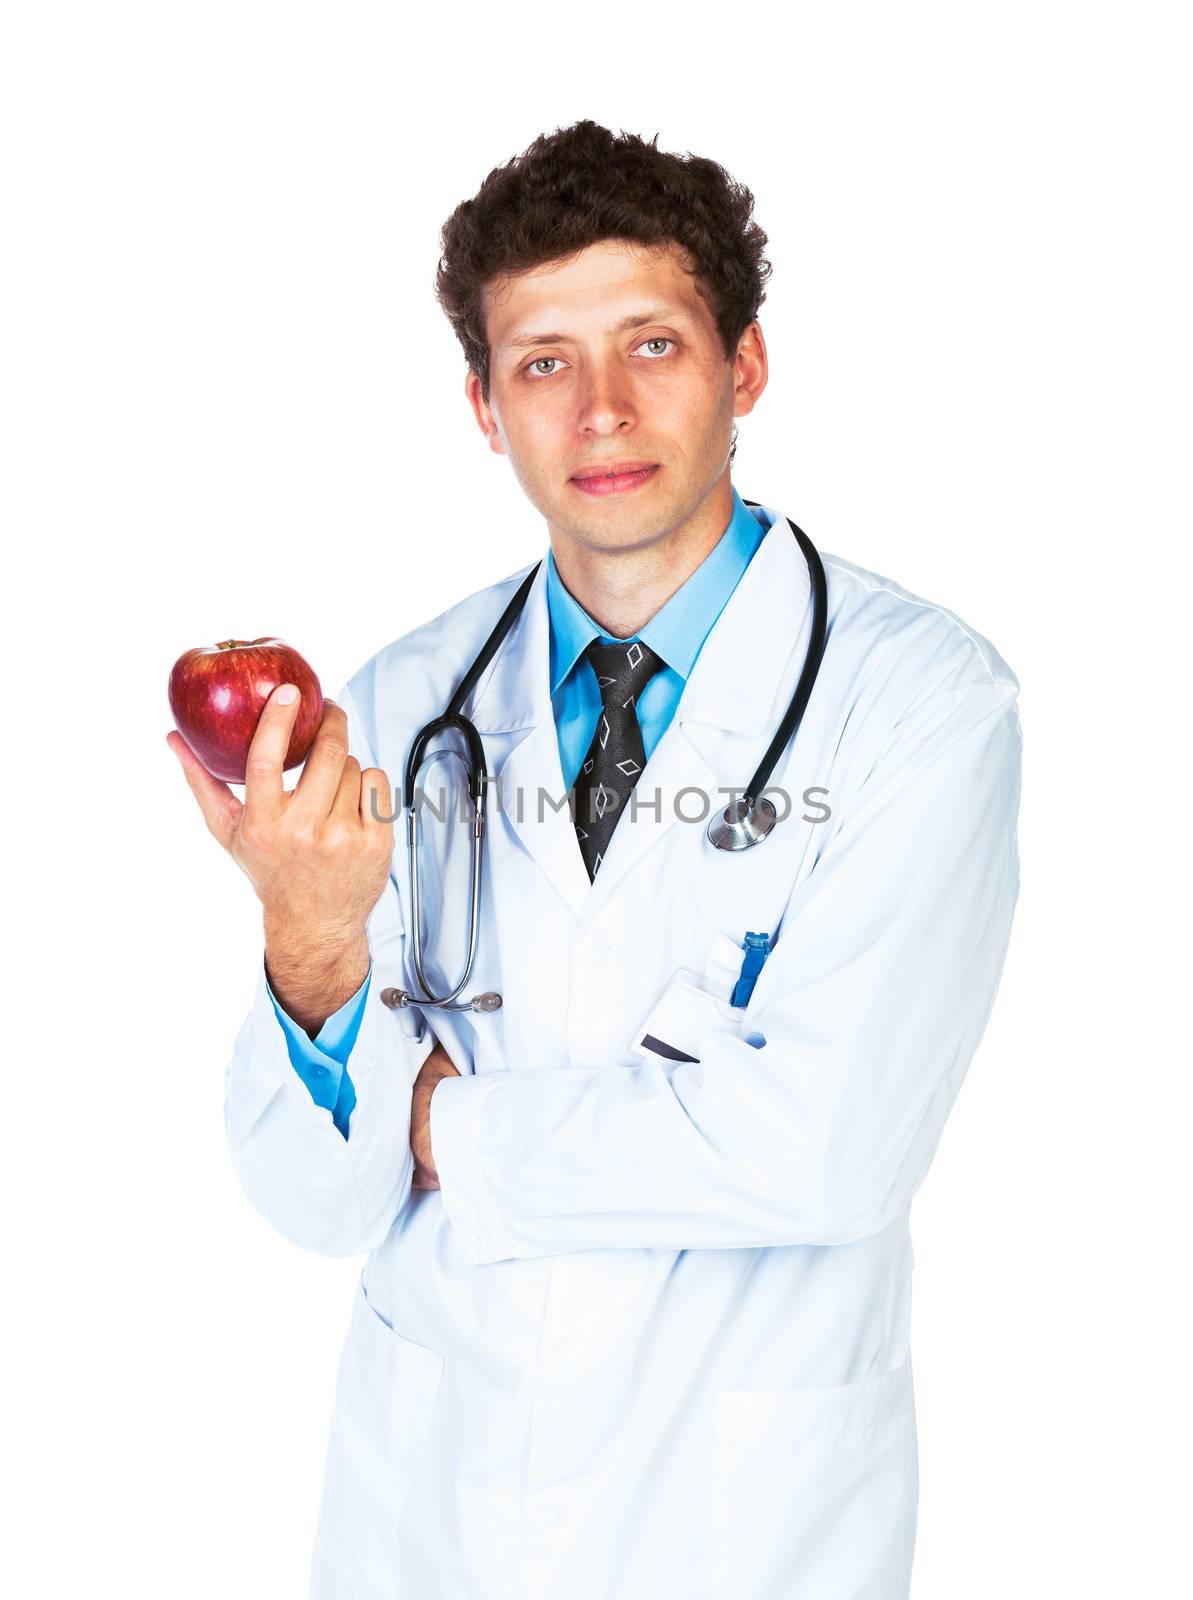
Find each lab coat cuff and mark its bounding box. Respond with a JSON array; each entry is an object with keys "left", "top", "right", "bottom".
[
  {"left": 228, "top": 958, "right": 433, "bottom": 1147},
  {"left": 428, "top": 1073, "right": 512, "bottom": 1266}
]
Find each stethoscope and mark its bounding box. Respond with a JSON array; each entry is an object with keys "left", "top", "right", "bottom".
[{"left": 379, "top": 501, "right": 827, "bottom": 1016}]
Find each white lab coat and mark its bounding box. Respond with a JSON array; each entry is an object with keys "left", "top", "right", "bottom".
[{"left": 224, "top": 500, "right": 1022, "bottom": 1600}]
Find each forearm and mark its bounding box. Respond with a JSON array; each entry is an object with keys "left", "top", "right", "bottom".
[{"left": 262, "top": 915, "right": 370, "bottom": 1037}]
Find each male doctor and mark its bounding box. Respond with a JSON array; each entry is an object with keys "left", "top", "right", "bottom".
[{"left": 169, "top": 121, "right": 1022, "bottom": 1599}]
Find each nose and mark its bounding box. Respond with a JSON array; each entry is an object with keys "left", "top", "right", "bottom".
[{"left": 576, "top": 351, "right": 636, "bottom": 437}]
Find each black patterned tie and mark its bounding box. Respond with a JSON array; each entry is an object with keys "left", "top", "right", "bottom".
[{"left": 571, "top": 638, "right": 666, "bottom": 880}]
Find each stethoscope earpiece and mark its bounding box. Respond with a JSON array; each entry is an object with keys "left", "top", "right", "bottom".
[{"left": 380, "top": 986, "right": 501, "bottom": 1013}]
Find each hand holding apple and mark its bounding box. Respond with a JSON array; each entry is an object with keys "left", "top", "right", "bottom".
[{"left": 166, "top": 685, "right": 398, "bottom": 1034}]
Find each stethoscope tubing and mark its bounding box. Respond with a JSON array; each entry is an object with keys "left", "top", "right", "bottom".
[{"left": 739, "top": 502, "right": 828, "bottom": 804}]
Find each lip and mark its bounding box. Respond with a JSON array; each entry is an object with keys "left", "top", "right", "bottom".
[
  {"left": 570, "top": 462, "right": 660, "bottom": 496},
  {"left": 570, "top": 460, "right": 658, "bottom": 481}
]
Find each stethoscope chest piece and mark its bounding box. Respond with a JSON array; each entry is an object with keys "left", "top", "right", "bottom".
[{"left": 706, "top": 796, "right": 778, "bottom": 851}]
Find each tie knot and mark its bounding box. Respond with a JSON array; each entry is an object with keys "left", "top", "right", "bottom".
[{"left": 583, "top": 638, "right": 665, "bottom": 709}]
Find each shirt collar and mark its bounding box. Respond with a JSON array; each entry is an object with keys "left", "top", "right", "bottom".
[{"left": 546, "top": 484, "right": 765, "bottom": 696}]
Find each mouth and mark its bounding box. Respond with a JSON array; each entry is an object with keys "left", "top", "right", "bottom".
[{"left": 570, "top": 461, "right": 660, "bottom": 496}]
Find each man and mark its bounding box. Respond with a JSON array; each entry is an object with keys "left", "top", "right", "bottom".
[{"left": 169, "top": 120, "right": 1021, "bottom": 1599}]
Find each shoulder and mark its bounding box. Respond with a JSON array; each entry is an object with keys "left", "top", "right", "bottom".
[
  {"left": 819, "top": 548, "right": 1019, "bottom": 705},
  {"left": 339, "top": 558, "right": 540, "bottom": 756},
  {"left": 806, "top": 550, "right": 1022, "bottom": 836}
]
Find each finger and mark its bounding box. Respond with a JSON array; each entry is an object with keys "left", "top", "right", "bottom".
[
  {"left": 166, "top": 730, "right": 243, "bottom": 850},
  {"left": 358, "top": 766, "right": 397, "bottom": 831},
  {"left": 330, "top": 753, "right": 363, "bottom": 822},
  {"left": 288, "top": 701, "right": 352, "bottom": 819},
  {"left": 242, "top": 683, "right": 302, "bottom": 826}
]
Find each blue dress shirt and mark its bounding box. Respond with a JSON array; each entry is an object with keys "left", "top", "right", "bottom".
[{"left": 267, "top": 484, "right": 768, "bottom": 1137}]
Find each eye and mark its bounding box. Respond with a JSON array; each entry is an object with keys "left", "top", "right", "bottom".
[
  {"left": 636, "top": 337, "right": 676, "bottom": 359},
  {"left": 525, "top": 356, "right": 568, "bottom": 379}
]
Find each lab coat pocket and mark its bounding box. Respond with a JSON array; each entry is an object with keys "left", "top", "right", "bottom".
[
  {"left": 630, "top": 970, "right": 745, "bottom": 1066},
  {"left": 313, "top": 1274, "right": 446, "bottom": 1598},
  {"left": 711, "top": 1361, "right": 917, "bottom": 1600},
  {"left": 702, "top": 927, "right": 755, "bottom": 993}
]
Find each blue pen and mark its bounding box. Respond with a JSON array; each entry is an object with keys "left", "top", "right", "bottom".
[{"left": 731, "top": 931, "right": 771, "bottom": 1007}]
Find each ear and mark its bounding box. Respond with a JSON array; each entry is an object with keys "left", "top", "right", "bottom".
[
  {"left": 464, "top": 369, "right": 507, "bottom": 457},
  {"left": 732, "top": 321, "right": 769, "bottom": 418}
]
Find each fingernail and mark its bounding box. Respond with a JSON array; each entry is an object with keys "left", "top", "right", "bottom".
[{"left": 274, "top": 684, "right": 298, "bottom": 705}]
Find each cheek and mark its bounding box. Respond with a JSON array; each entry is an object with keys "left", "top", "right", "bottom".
[
  {"left": 500, "top": 391, "right": 565, "bottom": 450},
  {"left": 653, "top": 383, "right": 726, "bottom": 453},
  {"left": 648, "top": 362, "right": 724, "bottom": 421}
]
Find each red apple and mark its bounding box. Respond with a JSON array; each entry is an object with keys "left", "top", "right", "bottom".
[{"left": 168, "top": 637, "right": 323, "bottom": 783}]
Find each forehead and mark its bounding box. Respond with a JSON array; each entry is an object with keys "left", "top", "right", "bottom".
[{"left": 485, "top": 239, "right": 712, "bottom": 349}]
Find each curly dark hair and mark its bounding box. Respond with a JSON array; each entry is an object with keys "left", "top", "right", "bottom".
[{"left": 434, "top": 120, "right": 772, "bottom": 419}]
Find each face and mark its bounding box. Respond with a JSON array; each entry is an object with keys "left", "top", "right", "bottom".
[{"left": 465, "top": 239, "right": 767, "bottom": 556}]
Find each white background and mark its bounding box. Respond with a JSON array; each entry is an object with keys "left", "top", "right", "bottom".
[{"left": 3, "top": 2, "right": 1189, "bottom": 1595}]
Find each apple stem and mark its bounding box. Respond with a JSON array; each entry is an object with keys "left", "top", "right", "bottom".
[{"left": 215, "top": 639, "right": 248, "bottom": 650}]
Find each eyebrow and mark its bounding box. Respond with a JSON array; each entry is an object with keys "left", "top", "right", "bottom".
[{"left": 501, "top": 307, "right": 692, "bottom": 351}]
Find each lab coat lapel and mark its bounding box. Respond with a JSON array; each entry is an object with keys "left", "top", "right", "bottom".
[{"left": 468, "top": 559, "right": 593, "bottom": 920}]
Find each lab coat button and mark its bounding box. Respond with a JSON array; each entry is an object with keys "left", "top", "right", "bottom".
[
  {"left": 552, "top": 1323, "right": 581, "bottom": 1350},
  {"left": 579, "top": 943, "right": 611, "bottom": 965},
  {"left": 532, "top": 1508, "right": 562, "bottom": 1534}
]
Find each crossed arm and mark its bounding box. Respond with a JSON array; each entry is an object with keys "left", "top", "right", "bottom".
[{"left": 419, "top": 676, "right": 1021, "bottom": 1266}]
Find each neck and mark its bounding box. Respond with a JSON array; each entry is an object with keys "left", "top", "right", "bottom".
[{"left": 549, "top": 476, "right": 734, "bottom": 639}]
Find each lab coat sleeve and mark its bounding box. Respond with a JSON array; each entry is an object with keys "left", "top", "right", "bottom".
[
  {"left": 222, "top": 680, "right": 434, "bottom": 1258},
  {"left": 429, "top": 666, "right": 1022, "bottom": 1265},
  {"left": 265, "top": 965, "right": 371, "bottom": 1138}
]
